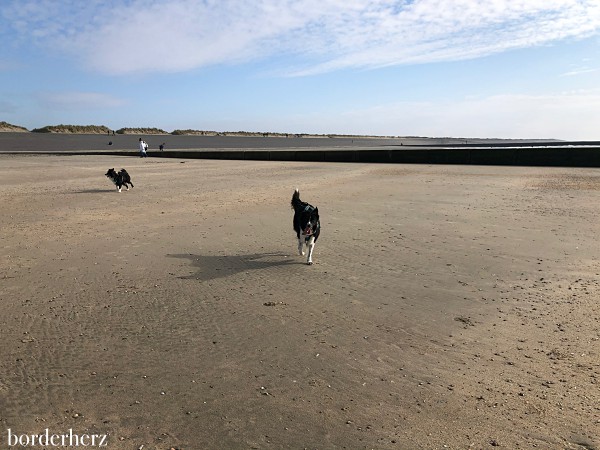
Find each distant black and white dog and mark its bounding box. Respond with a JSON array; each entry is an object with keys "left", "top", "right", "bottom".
[
  {"left": 291, "top": 189, "right": 320, "bottom": 265},
  {"left": 105, "top": 168, "right": 134, "bottom": 192}
]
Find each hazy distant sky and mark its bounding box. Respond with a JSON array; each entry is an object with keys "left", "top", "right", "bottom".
[{"left": 1, "top": 0, "right": 599, "bottom": 139}]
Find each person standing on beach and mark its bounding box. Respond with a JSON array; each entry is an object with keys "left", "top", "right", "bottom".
[
  {"left": 139, "top": 138, "right": 148, "bottom": 157},
  {"left": 159, "top": 142, "right": 165, "bottom": 151}
]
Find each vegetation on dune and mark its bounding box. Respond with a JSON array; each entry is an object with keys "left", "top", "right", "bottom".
[
  {"left": 171, "top": 129, "right": 398, "bottom": 138},
  {"left": 171, "top": 129, "right": 316, "bottom": 137},
  {"left": 171, "top": 129, "right": 218, "bottom": 136},
  {"left": 117, "top": 127, "right": 169, "bottom": 135},
  {"left": 30, "top": 125, "right": 168, "bottom": 135},
  {"left": 13, "top": 122, "right": 401, "bottom": 138},
  {"left": 171, "top": 129, "right": 288, "bottom": 136},
  {"left": 2, "top": 119, "right": 402, "bottom": 137},
  {"left": 0, "top": 121, "right": 29, "bottom": 132},
  {"left": 171, "top": 129, "right": 281, "bottom": 136},
  {"left": 31, "top": 124, "right": 111, "bottom": 134}
]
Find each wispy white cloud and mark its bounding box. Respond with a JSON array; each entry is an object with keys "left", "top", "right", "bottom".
[
  {"left": 37, "top": 92, "right": 127, "bottom": 110},
  {"left": 560, "top": 67, "right": 599, "bottom": 76},
  {"left": 2, "top": 0, "right": 599, "bottom": 75}
]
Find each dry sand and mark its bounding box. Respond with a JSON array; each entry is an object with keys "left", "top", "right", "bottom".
[{"left": 0, "top": 154, "right": 599, "bottom": 449}]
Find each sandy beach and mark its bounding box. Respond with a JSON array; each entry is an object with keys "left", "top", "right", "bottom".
[{"left": 0, "top": 153, "right": 598, "bottom": 449}]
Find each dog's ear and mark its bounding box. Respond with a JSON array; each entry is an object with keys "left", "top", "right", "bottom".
[{"left": 314, "top": 207, "right": 319, "bottom": 216}]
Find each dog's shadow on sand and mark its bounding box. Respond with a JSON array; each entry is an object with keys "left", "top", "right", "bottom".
[
  {"left": 168, "top": 252, "right": 300, "bottom": 281},
  {"left": 73, "top": 188, "right": 116, "bottom": 194}
]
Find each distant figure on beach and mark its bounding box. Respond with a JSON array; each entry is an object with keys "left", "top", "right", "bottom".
[
  {"left": 139, "top": 138, "right": 148, "bottom": 158},
  {"left": 159, "top": 143, "right": 165, "bottom": 151}
]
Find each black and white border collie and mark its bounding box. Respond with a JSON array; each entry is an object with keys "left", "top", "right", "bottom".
[
  {"left": 105, "top": 168, "right": 134, "bottom": 192},
  {"left": 291, "top": 189, "right": 320, "bottom": 265}
]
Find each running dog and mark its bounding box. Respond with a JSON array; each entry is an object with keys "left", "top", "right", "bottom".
[
  {"left": 291, "top": 189, "right": 320, "bottom": 265},
  {"left": 105, "top": 168, "right": 134, "bottom": 192}
]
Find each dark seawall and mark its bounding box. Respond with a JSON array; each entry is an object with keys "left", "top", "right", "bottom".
[{"left": 106, "top": 146, "right": 600, "bottom": 167}]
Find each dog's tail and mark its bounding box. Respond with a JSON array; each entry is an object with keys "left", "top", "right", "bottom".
[{"left": 291, "top": 188, "right": 300, "bottom": 209}]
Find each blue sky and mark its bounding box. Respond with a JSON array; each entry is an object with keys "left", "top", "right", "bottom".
[{"left": 1, "top": 0, "right": 599, "bottom": 139}]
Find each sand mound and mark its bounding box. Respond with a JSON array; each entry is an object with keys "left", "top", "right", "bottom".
[{"left": 0, "top": 121, "right": 29, "bottom": 132}]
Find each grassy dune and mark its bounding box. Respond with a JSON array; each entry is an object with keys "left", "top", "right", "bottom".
[
  {"left": 2, "top": 121, "right": 401, "bottom": 138},
  {"left": 0, "top": 121, "right": 29, "bottom": 132},
  {"left": 31, "top": 124, "right": 111, "bottom": 134}
]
